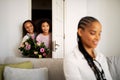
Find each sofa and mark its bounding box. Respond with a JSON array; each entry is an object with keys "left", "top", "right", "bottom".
[
  {"left": 0, "top": 56, "right": 120, "bottom": 80},
  {"left": 0, "top": 57, "right": 65, "bottom": 80}
]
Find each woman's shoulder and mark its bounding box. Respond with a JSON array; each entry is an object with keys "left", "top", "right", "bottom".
[
  {"left": 96, "top": 50, "right": 105, "bottom": 56},
  {"left": 64, "top": 46, "right": 84, "bottom": 61},
  {"left": 36, "top": 33, "right": 43, "bottom": 37},
  {"left": 21, "top": 34, "right": 29, "bottom": 44},
  {"left": 95, "top": 50, "right": 107, "bottom": 61},
  {"left": 37, "top": 33, "right": 42, "bottom": 36},
  {"left": 23, "top": 34, "right": 29, "bottom": 40}
]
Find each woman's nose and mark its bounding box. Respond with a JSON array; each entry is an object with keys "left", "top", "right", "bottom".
[{"left": 95, "top": 34, "right": 100, "bottom": 40}]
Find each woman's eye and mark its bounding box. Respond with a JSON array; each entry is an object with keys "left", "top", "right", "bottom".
[
  {"left": 46, "top": 25, "right": 49, "bottom": 27},
  {"left": 90, "top": 32, "right": 95, "bottom": 35}
]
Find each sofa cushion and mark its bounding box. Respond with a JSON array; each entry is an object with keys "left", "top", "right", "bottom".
[
  {"left": 4, "top": 66, "right": 48, "bottom": 80},
  {"left": 0, "top": 61, "right": 32, "bottom": 80}
]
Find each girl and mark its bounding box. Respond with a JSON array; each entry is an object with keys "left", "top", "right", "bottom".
[
  {"left": 64, "top": 16, "right": 113, "bottom": 80},
  {"left": 20, "top": 20, "right": 37, "bottom": 46},
  {"left": 36, "top": 18, "right": 52, "bottom": 57}
]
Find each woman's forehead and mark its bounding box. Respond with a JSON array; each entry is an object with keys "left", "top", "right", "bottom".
[{"left": 85, "top": 22, "right": 102, "bottom": 31}]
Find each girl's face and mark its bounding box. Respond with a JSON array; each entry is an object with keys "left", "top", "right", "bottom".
[
  {"left": 78, "top": 21, "right": 102, "bottom": 49},
  {"left": 41, "top": 22, "right": 50, "bottom": 34},
  {"left": 24, "top": 22, "right": 34, "bottom": 34}
]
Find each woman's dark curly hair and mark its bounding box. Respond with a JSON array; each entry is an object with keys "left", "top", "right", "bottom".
[{"left": 22, "top": 20, "right": 37, "bottom": 37}]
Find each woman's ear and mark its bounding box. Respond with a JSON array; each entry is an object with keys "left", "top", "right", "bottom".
[{"left": 77, "top": 28, "right": 82, "bottom": 37}]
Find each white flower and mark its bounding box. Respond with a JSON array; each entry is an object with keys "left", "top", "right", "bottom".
[
  {"left": 34, "top": 51, "right": 38, "bottom": 54},
  {"left": 37, "top": 42, "right": 41, "bottom": 46},
  {"left": 39, "top": 55, "right": 42, "bottom": 58},
  {"left": 25, "top": 42, "right": 29, "bottom": 45}
]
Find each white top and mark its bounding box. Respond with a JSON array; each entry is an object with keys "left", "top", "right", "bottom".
[
  {"left": 20, "top": 33, "right": 36, "bottom": 46},
  {"left": 64, "top": 46, "right": 113, "bottom": 80},
  {"left": 21, "top": 35, "right": 29, "bottom": 44}
]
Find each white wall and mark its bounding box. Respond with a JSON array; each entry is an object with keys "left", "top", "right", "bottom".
[
  {"left": 87, "top": 0, "right": 120, "bottom": 56},
  {"left": 64, "top": 0, "right": 87, "bottom": 56},
  {"left": 65, "top": 0, "right": 120, "bottom": 56},
  {"left": 0, "top": 0, "right": 31, "bottom": 58}
]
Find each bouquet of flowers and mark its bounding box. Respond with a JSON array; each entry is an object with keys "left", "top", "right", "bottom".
[{"left": 19, "top": 37, "right": 51, "bottom": 58}]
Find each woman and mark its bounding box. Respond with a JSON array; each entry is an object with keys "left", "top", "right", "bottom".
[{"left": 64, "top": 16, "right": 112, "bottom": 80}]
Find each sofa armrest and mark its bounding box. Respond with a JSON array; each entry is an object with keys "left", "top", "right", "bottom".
[{"left": 107, "top": 56, "right": 120, "bottom": 80}]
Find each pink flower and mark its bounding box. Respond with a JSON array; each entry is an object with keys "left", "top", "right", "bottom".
[
  {"left": 25, "top": 44, "right": 31, "bottom": 50},
  {"left": 40, "top": 48, "right": 45, "bottom": 53},
  {"left": 43, "top": 53, "right": 47, "bottom": 57}
]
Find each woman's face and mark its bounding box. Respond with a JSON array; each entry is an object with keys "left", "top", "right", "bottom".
[
  {"left": 78, "top": 21, "right": 102, "bottom": 49},
  {"left": 41, "top": 22, "right": 50, "bottom": 34},
  {"left": 24, "top": 22, "right": 34, "bottom": 34}
]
